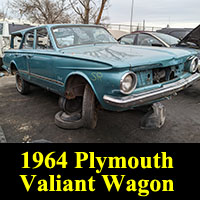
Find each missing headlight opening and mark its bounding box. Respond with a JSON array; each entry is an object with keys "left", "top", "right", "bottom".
[{"left": 153, "top": 67, "right": 178, "bottom": 84}]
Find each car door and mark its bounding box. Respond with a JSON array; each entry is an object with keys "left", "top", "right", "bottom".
[
  {"left": 28, "top": 27, "right": 56, "bottom": 90},
  {"left": 15, "top": 30, "right": 35, "bottom": 81}
]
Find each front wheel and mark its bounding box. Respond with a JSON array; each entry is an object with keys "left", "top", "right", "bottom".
[
  {"left": 82, "top": 84, "right": 97, "bottom": 129},
  {"left": 55, "top": 84, "right": 97, "bottom": 130},
  {"left": 15, "top": 71, "right": 30, "bottom": 95}
]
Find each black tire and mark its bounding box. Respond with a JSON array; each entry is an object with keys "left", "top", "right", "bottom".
[
  {"left": 82, "top": 84, "right": 97, "bottom": 129},
  {"left": 55, "top": 84, "right": 97, "bottom": 130},
  {"left": 58, "top": 96, "right": 67, "bottom": 111},
  {"left": 16, "top": 71, "right": 30, "bottom": 95},
  {"left": 58, "top": 96, "right": 82, "bottom": 114},
  {"left": 55, "top": 111, "right": 84, "bottom": 130}
]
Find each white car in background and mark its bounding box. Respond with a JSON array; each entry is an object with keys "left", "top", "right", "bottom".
[{"left": 0, "top": 20, "right": 34, "bottom": 67}]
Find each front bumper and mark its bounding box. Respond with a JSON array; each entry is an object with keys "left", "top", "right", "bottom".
[{"left": 103, "top": 73, "right": 200, "bottom": 108}]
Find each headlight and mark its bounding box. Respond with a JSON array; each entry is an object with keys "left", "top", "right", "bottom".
[
  {"left": 198, "top": 60, "right": 200, "bottom": 73},
  {"left": 120, "top": 72, "right": 137, "bottom": 94},
  {"left": 190, "top": 57, "right": 199, "bottom": 73}
]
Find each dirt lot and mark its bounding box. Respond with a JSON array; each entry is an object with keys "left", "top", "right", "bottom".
[{"left": 0, "top": 75, "right": 200, "bottom": 143}]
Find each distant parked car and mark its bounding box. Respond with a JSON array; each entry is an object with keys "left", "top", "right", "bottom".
[
  {"left": 2, "top": 24, "right": 200, "bottom": 129},
  {"left": 156, "top": 27, "right": 193, "bottom": 39},
  {"left": 118, "top": 25, "right": 200, "bottom": 59},
  {"left": 118, "top": 31, "right": 180, "bottom": 47}
]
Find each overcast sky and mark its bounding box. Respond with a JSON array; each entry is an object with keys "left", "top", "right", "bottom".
[
  {"left": 1, "top": 0, "right": 200, "bottom": 28},
  {"left": 108, "top": 0, "right": 200, "bottom": 28}
]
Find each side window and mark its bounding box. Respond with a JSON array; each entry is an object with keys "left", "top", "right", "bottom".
[
  {"left": 36, "top": 28, "right": 53, "bottom": 50},
  {"left": 11, "top": 35, "right": 22, "bottom": 49},
  {"left": 0, "top": 23, "right": 3, "bottom": 35},
  {"left": 119, "top": 35, "right": 136, "bottom": 45},
  {"left": 137, "top": 34, "right": 163, "bottom": 46},
  {"left": 23, "top": 30, "right": 34, "bottom": 49}
]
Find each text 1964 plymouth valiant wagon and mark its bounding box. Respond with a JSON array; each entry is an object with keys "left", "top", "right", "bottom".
[{"left": 2, "top": 24, "right": 200, "bottom": 129}]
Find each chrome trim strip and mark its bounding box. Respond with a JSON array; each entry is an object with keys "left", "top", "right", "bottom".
[
  {"left": 103, "top": 73, "right": 200, "bottom": 108},
  {"left": 19, "top": 70, "right": 64, "bottom": 86}
]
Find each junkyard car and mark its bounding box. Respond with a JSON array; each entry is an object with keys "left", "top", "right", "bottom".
[
  {"left": 156, "top": 27, "right": 193, "bottom": 40},
  {"left": 2, "top": 24, "right": 200, "bottom": 129},
  {"left": 118, "top": 25, "right": 200, "bottom": 58}
]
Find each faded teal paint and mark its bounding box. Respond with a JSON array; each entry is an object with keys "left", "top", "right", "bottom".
[
  {"left": 3, "top": 24, "right": 199, "bottom": 111},
  {"left": 90, "top": 72, "right": 103, "bottom": 82}
]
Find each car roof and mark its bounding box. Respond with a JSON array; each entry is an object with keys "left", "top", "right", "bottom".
[
  {"left": 157, "top": 28, "right": 193, "bottom": 34},
  {"left": 158, "top": 28, "right": 192, "bottom": 30},
  {"left": 131, "top": 31, "right": 155, "bottom": 34},
  {"left": 121, "top": 31, "right": 179, "bottom": 37},
  {"left": 11, "top": 24, "right": 104, "bottom": 36},
  {"left": 120, "top": 31, "right": 165, "bottom": 38}
]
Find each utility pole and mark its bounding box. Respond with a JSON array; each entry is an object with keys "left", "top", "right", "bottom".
[
  {"left": 130, "top": 0, "right": 135, "bottom": 33},
  {"left": 143, "top": 20, "right": 145, "bottom": 31}
]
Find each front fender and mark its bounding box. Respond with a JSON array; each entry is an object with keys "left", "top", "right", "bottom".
[
  {"left": 63, "top": 69, "right": 128, "bottom": 110},
  {"left": 64, "top": 71, "right": 101, "bottom": 103}
]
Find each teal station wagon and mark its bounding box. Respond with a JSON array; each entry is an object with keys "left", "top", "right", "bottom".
[{"left": 2, "top": 24, "right": 200, "bottom": 129}]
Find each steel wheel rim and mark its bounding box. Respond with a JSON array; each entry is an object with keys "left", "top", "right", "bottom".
[{"left": 16, "top": 74, "right": 22, "bottom": 92}]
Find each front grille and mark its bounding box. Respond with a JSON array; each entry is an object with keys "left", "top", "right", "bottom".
[
  {"left": 153, "top": 66, "right": 178, "bottom": 84},
  {"left": 136, "top": 64, "right": 184, "bottom": 87}
]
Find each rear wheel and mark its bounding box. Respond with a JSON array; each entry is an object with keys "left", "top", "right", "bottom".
[{"left": 16, "top": 71, "right": 30, "bottom": 95}]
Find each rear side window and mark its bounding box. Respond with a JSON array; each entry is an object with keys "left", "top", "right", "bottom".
[
  {"left": 23, "top": 30, "right": 34, "bottom": 49},
  {"left": 11, "top": 34, "right": 23, "bottom": 49}
]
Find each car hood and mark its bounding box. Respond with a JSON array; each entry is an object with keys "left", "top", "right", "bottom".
[
  {"left": 179, "top": 24, "right": 200, "bottom": 48},
  {"left": 59, "top": 43, "right": 194, "bottom": 68}
]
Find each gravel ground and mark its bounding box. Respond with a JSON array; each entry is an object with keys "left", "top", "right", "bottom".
[{"left": 0, "top": 75, "right": 200, "bottom": 143}]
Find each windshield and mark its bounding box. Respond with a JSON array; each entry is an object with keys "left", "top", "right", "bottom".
[
  {"left": 153, "top": 32, "right": 180, "bottom": 46},
  {"left": 52, "top": 26, "right": 117, "bottom": 48}
]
